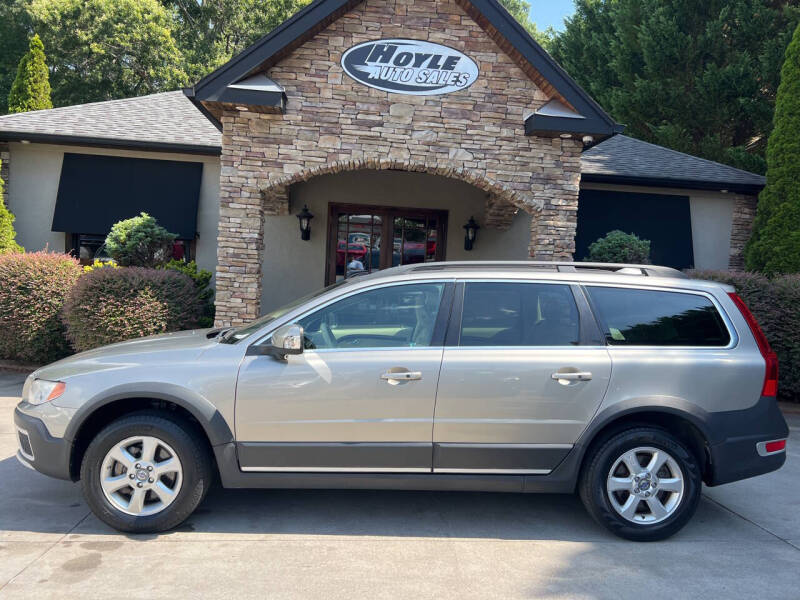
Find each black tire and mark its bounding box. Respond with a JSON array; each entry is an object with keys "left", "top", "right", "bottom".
[
  {"left": 579, "top": 427, "right": 702, "bottom": 541},
  {"left": 80, "top": 412, "right": 213, "bottom": 533}
]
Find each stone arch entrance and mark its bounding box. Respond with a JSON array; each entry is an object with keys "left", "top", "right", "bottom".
[
  {"left": 262, "top": 157, "right": 544, "bottom": 218},
  {"left": 214, "top": 153, "right": 579, "bottom": 326}
]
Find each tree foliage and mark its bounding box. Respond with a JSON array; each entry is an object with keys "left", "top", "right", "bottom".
[
  {"left": 745, "top": 22, "right": 800, "bottom": 275},
  {"left": 105, "top": 212, "right": 178, "bottom": 268},
  {"left": 0, "top": 0, "right": 32, "bottom": 114},
  {"left": 8, "top": 34, "right": 52, "bottom": 114},
  {"left": 28, "top": 0, "right": 186, "bottom": 106},
  {"left": 497, "top": 0, "right": 555, "bottom": 49},
  {"left": 551, "top": 0, "right": 800, "bottom": 174},
  {"left": 161, "top": 0, "right": 314, "bottom": 81},
  {"left": 586, "top": 230, "right": 651, "bottom": 264},
  {"left": 0, "top": 163, "right": 23, "bottom": 254},
  {"left": 0, "top": 0, "right": 553, "bottom": 109}
]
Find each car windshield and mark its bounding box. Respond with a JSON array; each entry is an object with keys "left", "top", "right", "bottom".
[{"left": 220, "top": 279, "right": 352, "bottom": 343}]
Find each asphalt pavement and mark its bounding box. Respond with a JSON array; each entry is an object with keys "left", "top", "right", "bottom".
[{"left": 1, "top": 370, "right": 798, "bottom": 599}]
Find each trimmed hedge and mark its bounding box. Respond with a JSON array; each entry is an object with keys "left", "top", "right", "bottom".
[
  {"left": 0, "top": 252, "right": 82, "bottom": 363},
  {"left": 688, "top": 270, "right": 800, "bottom": 402},
  {"left": 62, "top": 267, "right": 203, "bottom": 352}
]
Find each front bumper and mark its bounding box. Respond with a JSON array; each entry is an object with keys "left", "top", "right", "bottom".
[
  {"left": 13, "top": 407, "right": 73, "bottom": 481},
  {"left": 705, "top": 396, "right": 789, "bottom": 486}
]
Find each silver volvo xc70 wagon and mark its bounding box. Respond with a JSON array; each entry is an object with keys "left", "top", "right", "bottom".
[{"left": 14, "top": 262, "right": 788, "bottom": 540}]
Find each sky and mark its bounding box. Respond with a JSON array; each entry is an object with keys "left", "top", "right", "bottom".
[{"left": 528, "top": 0, "right": 576, "bottom": 31}]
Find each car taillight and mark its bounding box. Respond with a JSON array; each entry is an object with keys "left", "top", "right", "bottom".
[
  {"left": 728, "top": 292, "right": 778, "bottom": 397},
  {"left": 765, "top": 440, "right": 786, "bottom": 453}
]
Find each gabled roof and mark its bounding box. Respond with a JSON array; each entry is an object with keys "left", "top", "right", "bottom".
[
  {"left": 0, "top": 92, "right": 222, "bottom": 156},
  {"left": 184, "top": 0, "right": 621, "bottom": 138},
  {"left": 581, "top": 135, "right": 766, "bottom": 195}
]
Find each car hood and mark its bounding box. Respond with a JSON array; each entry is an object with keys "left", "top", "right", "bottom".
[{"left": 34, "top": 329, "right": 220, "bottom": 381}]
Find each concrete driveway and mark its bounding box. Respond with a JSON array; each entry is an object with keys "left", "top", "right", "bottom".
[{"left": 1, "top": 370, "right": 798, "bottom": 599}]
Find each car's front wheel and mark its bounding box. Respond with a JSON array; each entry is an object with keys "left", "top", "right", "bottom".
[
  {"left": 579, "top": 427, "right": 702, "bottom": 541},
  {"left": 80, "top": 413, "right": 213, "bottom": 533}
]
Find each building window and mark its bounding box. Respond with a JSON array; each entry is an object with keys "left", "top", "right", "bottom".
[
  {"left": 326, "top": 203, "right": 447, "bottom": 284},
  {"left": 70, "top": 233, "right": 192, "bottom": 266}
]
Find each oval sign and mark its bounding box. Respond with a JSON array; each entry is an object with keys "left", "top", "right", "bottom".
[{"left": 341, "top": 39, "right": 479, "bottom": 96}]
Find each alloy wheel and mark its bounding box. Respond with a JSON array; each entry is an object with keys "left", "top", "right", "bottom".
[
  {"left": 99, "top": 435, "right": 183, "bottom": 517},
  {"left": 605, "top": 446, "right": 684, "bottom": 525}
]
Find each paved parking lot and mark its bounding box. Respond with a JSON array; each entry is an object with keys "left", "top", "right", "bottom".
[{"left": 1, "top": 370, "right": 798, "bottom": 599}]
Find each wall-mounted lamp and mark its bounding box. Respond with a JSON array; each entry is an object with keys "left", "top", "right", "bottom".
[
  {"left": 463, "top": 216, "right": 480, "bottom": 251},
  {"left": 296, "top": 205, "right": 314, "bottom": 241}
]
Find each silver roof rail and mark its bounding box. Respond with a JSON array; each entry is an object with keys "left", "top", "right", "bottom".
[{"left": 408, "top": 261, "right": 688, "bottom": 279}]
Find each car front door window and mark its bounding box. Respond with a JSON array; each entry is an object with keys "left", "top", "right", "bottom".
[{"left": 297, "top": 283, "right": 445, "bottom": 350}]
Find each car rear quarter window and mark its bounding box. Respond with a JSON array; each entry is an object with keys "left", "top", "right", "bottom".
[
  {"left": 459, "top": 282, "right": 579, "bottom": 346},
  {"left": 586, "top": 286, "right": 730, "bottom": 347}
]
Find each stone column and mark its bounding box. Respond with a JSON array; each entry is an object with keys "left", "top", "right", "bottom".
[
  {"left": 528, "top": 138, "right": 582, "bottom": 260},
  {"left": 729, "top": 195, "right": 758, "bottom": 272},
  {"left": 214, "top": 112, "right": 266, "bottom": 327}
]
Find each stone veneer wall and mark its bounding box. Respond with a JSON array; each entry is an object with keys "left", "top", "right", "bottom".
[
  {"left": 728, "top": 194, "right": 758, "bottom": 271},
  {"left": 214, "top": 0, "right": 582, "bottom": 326},
  {"left": 0, "top": 143, "right": 9, "bottom": 199}
]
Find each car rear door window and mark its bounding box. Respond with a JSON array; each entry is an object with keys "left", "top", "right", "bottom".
[
  {"left": 297, "top": 283, "right": 445, "bottom": 349},
  {"left": 586, "top": 286, "right": 730, "bottom": 347},
  {"left": 459, "top": 282, "right": 579, "bottom": 346}
]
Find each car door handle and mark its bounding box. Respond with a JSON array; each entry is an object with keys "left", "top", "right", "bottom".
[
  {"left": 381, "top": 371, "right": 422, "bottom": 381},
  {"left": 551, "top": 371, "right": 592, "bottom": 381}
]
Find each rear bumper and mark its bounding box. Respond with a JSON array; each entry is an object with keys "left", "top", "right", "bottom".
[
  {"left": 13, "top": 407, "right": 73, "bottom": 481},
  {"left": 705, "top": 396, "right": 789, "bottom": 486}
]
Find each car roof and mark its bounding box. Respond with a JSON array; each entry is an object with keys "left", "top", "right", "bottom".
[{"left": 342, "top": 261, "right": 734, "bottom": 294}]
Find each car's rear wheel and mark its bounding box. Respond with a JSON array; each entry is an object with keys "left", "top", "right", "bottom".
[
  {"left": 579, "top": 427, "right": 702, "bottom": 541},
  {"left": 80, "top": 413, "right": 213, "bottom": 533}
]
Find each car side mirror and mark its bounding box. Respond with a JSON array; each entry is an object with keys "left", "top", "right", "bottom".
[{"left": 247, "top": 324, "right": 304, "bottom": 360}]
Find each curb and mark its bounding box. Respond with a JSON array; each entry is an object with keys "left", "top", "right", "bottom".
[
  {"left": 0, "top": 361, "right": 39, "bottom": 375},
  {"left": 779, "top": 402, "right": 800, "bottom": 416}
]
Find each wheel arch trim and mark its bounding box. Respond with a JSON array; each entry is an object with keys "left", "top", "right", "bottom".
[
  {"left": 63, "top": 382, "right": 234, "bottom": 448},
  {"left": 546, "top": 397, "right": 716, "bottom": 492},
  {"left": 578, "top": 397, "right": 715, "bottom": 450}
]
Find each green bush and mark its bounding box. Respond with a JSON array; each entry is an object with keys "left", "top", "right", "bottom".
[
  {"left": 0, "top": 161, "right": 23, "bottom": 254},
  {"left": 62, "top": 267, "right": 203, "bottom": 352},
  {"left": 688, "top": 270, "right": 800, "bottom": 402},
  {"left": 105, "top": 212, "right": 177, "bottom": 268},
  {"left": 0, "top": 251, "right": 81, "bottom": 363},
  {"left": 745, "top": 22, "right": 800, "bottom": 275},
  {"left": 162, "top": 259, "right": 215, "bottom": 327},
  {"left": 587, "top": 230, "right": 651, "bottom": 264}
]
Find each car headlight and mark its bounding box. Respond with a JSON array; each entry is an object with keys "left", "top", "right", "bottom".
[{"left": 24, "top": 378, "right": 66, "bottom": 405}]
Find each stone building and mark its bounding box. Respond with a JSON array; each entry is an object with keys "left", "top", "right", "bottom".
[{"left": 0, "top": 0, "right": 766, "bottom": 326}]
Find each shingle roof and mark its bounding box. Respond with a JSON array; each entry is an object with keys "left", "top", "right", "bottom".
[
  {"left": 581, "top": 134, "right": 765, "bottom": 194},
  {"left": 0, "top": 91, "right": 221, "bottom": 155},
  {"left": 0, "top": 91, "right": 766, "bottom": 193}
]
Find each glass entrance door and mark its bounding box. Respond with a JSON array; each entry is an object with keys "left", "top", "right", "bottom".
[{"left": 326, "top": 204, "right": 448, "bottom": 284}]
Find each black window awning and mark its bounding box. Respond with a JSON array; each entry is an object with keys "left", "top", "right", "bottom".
[{"left": 52, "top": 153, "right": 203, "bottom": 239}]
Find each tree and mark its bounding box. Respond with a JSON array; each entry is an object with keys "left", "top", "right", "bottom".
[
  {"left": 8, "top": 34, "right": 53, "bottom": 114},
  {"left": 105, "top": 212, "right": 177, "bottom": 268},
  {"left": 0, "top": 0, "right": 32, "bottom": 114},
  {"left": 161, "top": 0, "right": 314, "bottom": 81},
  {"left": 551, "top": 0, "right": 800, "bottom": 174},
  {"left": 498, "top": 0, "right": 555, "bottom": 49},
  {"left": 28, "top": 0, "right": 186, "bottom": 107},
  {"left": 745, "top": 22, "right": 800, "bottom": 275},
  {"left": 0, "top": 163, "right": 23, "bottom": 254}
]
